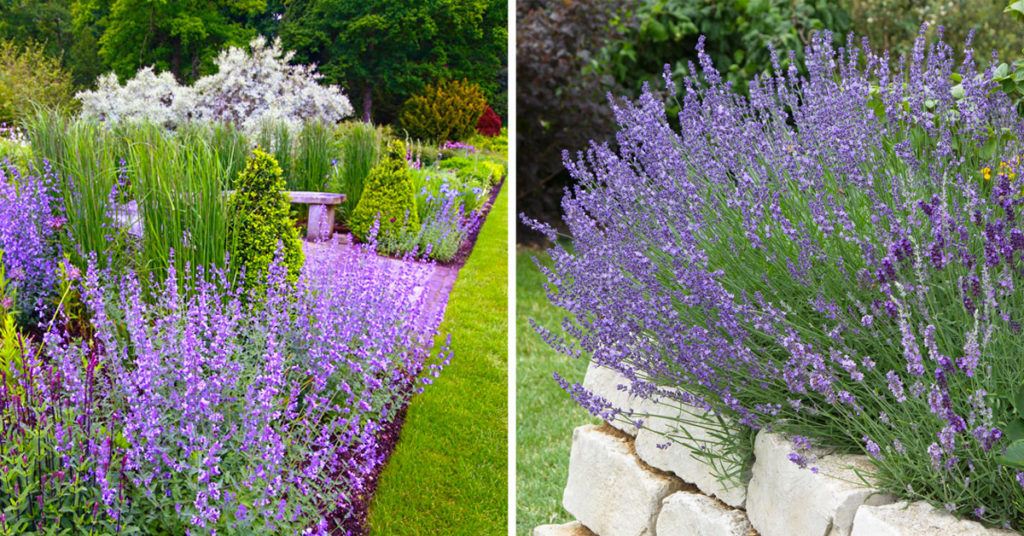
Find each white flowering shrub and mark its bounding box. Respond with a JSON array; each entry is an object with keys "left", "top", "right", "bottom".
[
  {"left": 192, "top": 36, "right": 354, "bottom": 135},
  {"left": 76, "top": 36, "right": 354, "bottom": 135},
  {"left": 77, "top": 67, "right": 195, "bottom": 129}
]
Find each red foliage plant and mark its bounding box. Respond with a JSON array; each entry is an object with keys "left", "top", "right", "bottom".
[{"left": 476, "top": 105, "right": 501, "bottom": 137}]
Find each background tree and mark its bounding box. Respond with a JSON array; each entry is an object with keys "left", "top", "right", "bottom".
[
  {"left": 97, "top": 0, "right": 266, "bottom": 83},
  {"left": 0, "top": 0, "right": 73, "bottom": 60},
  {"left": 280, "top": 0, "right": 506, "bottom": 124}
]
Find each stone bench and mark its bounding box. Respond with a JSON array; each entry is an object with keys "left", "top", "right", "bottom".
[
  {"left": 283, "top": 191, "right": 346, "bottom": 241},
  {"left": 226, "top": 190, "right": 347, "bottom": 241},
  {"left": 116, "top": 190, "right": 347, "bottom": 242}
]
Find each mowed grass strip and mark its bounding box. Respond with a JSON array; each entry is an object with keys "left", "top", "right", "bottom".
[
  {"left": 368, "top": 184, "right": 508, "bottom": 535},
  {"left": 515, "top": 246, "right": 599, "bottom": 536}
]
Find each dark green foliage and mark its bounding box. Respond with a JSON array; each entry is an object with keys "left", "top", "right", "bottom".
[
  {"left": 98, "top": 0, "right": 266, "bottom": 83},
  {"left": 279, "top": 0, "right": 506, "bottom": 124},
  {"left": 596, "top": 0, "right": 851, "bottom": 97},
  {"left": 399, "top": 78, "right": 487, "bottom": 142},
  {"left": 348, "top": 139, "right": 419, "bottom": 243},
  {"left": 229, "top": 148, "right": 304, "bottom": 288}
]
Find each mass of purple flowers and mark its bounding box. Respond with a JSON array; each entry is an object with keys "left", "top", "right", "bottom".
[
  {"left": 414, "top": 178, "right": 483, "bottom": 262},
  {"left": 1, "top": 165, "right": 450, "bottom": 534},
  {"left": 530, "top": 27, "right": 1024, "bottom": 527},
  {"left": 0, "top": 161, "right": 60, "bottom": 325}
]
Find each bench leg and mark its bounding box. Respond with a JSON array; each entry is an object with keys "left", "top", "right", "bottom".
[{"left": 307, "top": 204, "right": 336, "bottom": 241}]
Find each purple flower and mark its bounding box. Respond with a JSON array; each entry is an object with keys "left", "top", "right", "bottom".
[{"left": 863, "top": 436, "right": 882, "bottom": 457}]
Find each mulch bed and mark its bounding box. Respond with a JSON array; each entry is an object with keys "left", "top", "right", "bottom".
[{"left": 326, "top": 406, "right": 409, "bottom": 536}]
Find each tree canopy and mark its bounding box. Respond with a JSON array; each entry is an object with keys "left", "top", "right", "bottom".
[
  {"left": 280, "top": 0, "right": 506, "bottom": 123},
  {"left": 0, "top": 0, "right": 506, "bottom": 124}
]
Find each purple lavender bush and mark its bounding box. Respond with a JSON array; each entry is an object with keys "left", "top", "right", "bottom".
[
  {"left": 1, "top": 227, "right": 449, "bottom": 532},
  {"left": 530, "top": 27, "right": 1024, "bottom": 527}
]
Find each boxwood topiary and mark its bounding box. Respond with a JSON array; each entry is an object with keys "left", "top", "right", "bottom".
[
  {"left": 229, "top": 148, "right": 304, "bottom": 288},
  {"left": 349, "top": 139, "right": 420, "bottom": 243}
]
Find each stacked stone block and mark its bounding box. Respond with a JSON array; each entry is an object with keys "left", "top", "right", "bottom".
[{"left": 533, "top": 363, "right": 1016, "bottom": 536}]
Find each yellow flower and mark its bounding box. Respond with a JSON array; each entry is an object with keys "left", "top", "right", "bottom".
[{"left": 982, "top": 166, "right": 991, "bottom": 180}]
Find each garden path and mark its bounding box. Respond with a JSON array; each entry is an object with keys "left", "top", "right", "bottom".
[
  {"left": 301, "top": 234, "right": 460, "bottom": 334},
  {"left": 113, "top": 201, "right": 460, "bottom": 332}
]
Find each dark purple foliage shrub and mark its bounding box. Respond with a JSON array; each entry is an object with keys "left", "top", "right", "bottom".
[
  {"left": 2, "top": 239, "right": 450, "bottom": 534},
  {"left": 531, "top": 27, "right": 1024, "bottom": 527},
  {"left": 476, "top": 105, "right": 502, "bottom": 137}
]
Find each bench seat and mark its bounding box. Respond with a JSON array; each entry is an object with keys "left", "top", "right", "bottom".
[{"left": 225, "top": 190, "right": 347, "bottom": 241}]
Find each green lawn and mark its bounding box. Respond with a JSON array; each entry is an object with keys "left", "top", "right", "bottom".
[
  {"left": 515, "top": 246, "right": 599, "bottom": 535},
  {"left": 367, "top": 184, "right": 508, "bottom": 535}
]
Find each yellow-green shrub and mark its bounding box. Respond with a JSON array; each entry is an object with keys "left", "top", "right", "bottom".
[
  {"left": 0, "top": 40, "right": 76, "bottom": 124},
  {"left": 349, "top": 139, "right": 419, "bottom": 243},
  {"left": 0, "top": 138, "right": 32, "bottom": 169},
  {"left": 439, "top": 155, "right": 506, "bottom": 186},
  {"left": 229, "top": 149, "right": 304, "bottom": 289},
  {"left": 399, "top": 79, "right": 486, "bottom": 142}
]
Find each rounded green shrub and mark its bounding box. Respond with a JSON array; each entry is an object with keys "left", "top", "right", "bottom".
[
  {"left": 0, "top": 40, "right": 76, "bottom": 125},
  {"left": 399, "top": 79, "right": 487, "bottom": 142},
  {"left": 349, "top": 139, "right": 420, "bottom": 243},
  {"left": 229, "top": 148, "right": 304, "bottom": 288}
]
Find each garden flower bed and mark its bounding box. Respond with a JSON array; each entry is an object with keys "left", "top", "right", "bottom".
[
  {"left": 0, "top": 157, "right": 461, "bottom": 534},
  {"left": 0, "top": 113, "right": 503, "bottom": 533},
  {"left": 529, "top": 27, "right": 1024, "bottom": 531}
]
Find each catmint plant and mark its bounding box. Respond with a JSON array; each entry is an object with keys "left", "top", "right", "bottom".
[
  {"left": 530, "top": 26, "right": 1024, "bottom": 528},
  {"left": 0, "top": 162, "right": 60, "bottom": 325},
  {"left": 1, "top": 232, "right": 450, "bottom": 533}
]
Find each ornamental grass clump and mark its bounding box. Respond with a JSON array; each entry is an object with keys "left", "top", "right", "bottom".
[{"left": 530, "top": 27, "right": 1024, "bottom": 528}]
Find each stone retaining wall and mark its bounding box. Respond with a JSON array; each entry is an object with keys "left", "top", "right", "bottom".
[{"left": 534, "top": 363, "right": 1016, "bottom": 536}]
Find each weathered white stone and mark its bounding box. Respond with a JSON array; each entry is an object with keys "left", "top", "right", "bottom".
[
  {"left": 747, "top": 432, "right": 895, "bottom": 536},
  {"left": 851, "top": 502, "right": 1017, "bottom": 536},
  {"left": 563, "top": 425, "right": 684, "bottom": 536},
  {"left": 534, "top": 520, "right": 596, "bottom": 536},
  {"left": 634, "top": 401, "right": 747, "bottom": 508},
  {"left": 655, "top": 491, "right": 754, "bottom": 536},
  {"left": 582, "top": 364, "right": 660, "bottom": 436}
]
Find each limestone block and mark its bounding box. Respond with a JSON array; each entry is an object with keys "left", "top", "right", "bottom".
[
  {"left": 634, "top": 401, "right": 747, "bottom": 508},
  {"left": 655, "top": 491, "right": 754, "bottom": 536},
  {"left": 746, "top": 432, "right": 895, "bottom": 536},
  {"left": 851, "top": 502, "right": 1018, "bottom": 536},
  {"left": 534, "top": 521, "right": 597, "bottom": 536},
  {"left": 563, "top": 425, "right": 684, "bottom": 536},
  {"left": 581, "top": 363, "right": 661, "bottom": 436}
]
